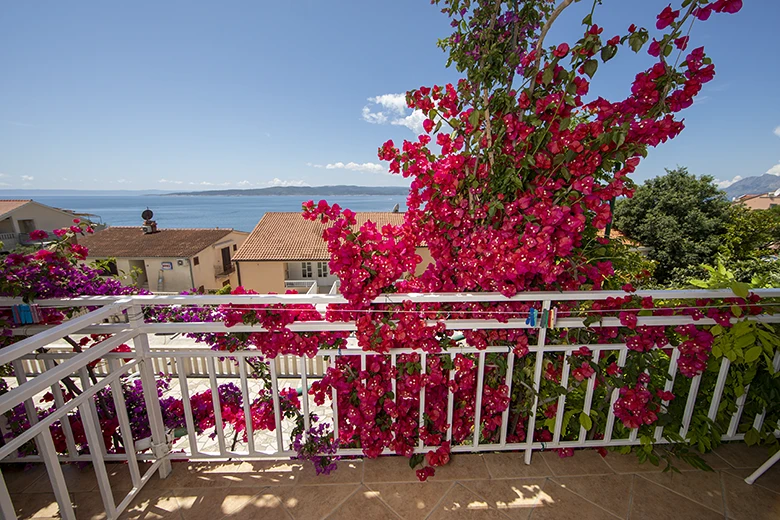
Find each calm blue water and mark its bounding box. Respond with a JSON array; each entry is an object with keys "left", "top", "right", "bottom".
[{"left": 34, "top": 195, "right": 408, "bottom": 232}]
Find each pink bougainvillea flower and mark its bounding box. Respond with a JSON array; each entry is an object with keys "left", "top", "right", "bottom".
[
  {"left": 29, "top": 229, "right": 48, "bottom": 241},
  {"left": 656, "top": 5, "right": 679, "bottom": 29}
]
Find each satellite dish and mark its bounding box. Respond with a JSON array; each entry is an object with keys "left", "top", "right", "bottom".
[{"left": 141, "top": 208, "right": 154, "bottom": 220}]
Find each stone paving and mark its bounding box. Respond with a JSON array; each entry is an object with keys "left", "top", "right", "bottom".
[{"left": 4, "top": 443, "right": 780, "bottom": 519}]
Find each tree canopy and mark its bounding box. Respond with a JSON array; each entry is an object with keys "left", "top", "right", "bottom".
[{"left": 614, "top": 167, "right": 731, "bottom": 283}]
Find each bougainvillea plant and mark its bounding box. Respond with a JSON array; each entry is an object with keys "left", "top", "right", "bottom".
[{"left": 291, "top": 0, "right": 771, "bottom": 479}]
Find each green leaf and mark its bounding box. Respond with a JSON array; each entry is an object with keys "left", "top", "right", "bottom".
[
  {"left": 735, "top": 334, "right": 756, "bottom": 350},
  {"left": 542, "top": 66, "right": 554, "bottom": 86},
  {"left": 744, "top": 428, "right": 761, "bottom": 446},
  {"left": 579, "top": 412, "right": 593, "bottom": 431},
  {"left": 582, "top": 59, "right": 598, "bottom": 78},
  {"left": 600, "top": 45, "right": 617, "bottom": 62},
  {"left": 731, "top": 282, "right": 750, "bottom": 299},
  {"left": 744, "top": 346, "right": 762, "bottom": 363},
  {"left": 711, "top": 325, "right": 724, "bottom": 337},
  {"left": 731, "top": 305, "right": 743, "bottom": 318},
  {"left": 409, "top": 453, "right": 425, "bottom": 468}
]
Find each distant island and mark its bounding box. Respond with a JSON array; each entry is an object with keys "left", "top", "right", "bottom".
[{"left": 162, "top": 185, "right": 411, "bottom": 197}]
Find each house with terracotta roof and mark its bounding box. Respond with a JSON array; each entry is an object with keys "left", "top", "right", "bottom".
[
  {"left": 734, "top": 192, "right": 780, "bottom": 210},
  {"left": 0, "top": 199, "right": 91, "bottom": 252},
  {"left": 77, "top": 226, "right": 249, "bottom": 293},
  {"left": 233, "top": 212, "right": 432, "bottom": 294}
]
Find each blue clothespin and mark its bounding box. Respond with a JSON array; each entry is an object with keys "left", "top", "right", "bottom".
[{"left": 526, "top": 308, "right": 537, "bottom": 327}]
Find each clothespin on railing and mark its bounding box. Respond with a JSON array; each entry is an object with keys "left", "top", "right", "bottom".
[
  {"left": 525, "top": 307, "right": 557, "bottom": 329},
  {"left": 525, "top": 308, "right": 537, "bottom": 327},
  {"left": 11, "top": 304, "right": 42, "bottom": 325}
]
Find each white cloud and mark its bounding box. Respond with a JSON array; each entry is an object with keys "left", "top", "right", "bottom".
[
  {"left": 21, "top": 175, "right": 34, "bottom": 181},
  {"left": 362, "top": 93, "right": 426, "bottom": 134},
  {"left": 774, "top": 126, "right": 780, "bottom": 138},
  {"left": 116, "top": 179, "right": 131, "bottom": 184},
  {"left": 265, "top": 178, "right": 309, "bottom": 187},
  {"left": 193, "top": 181, "right": 232, "bottom": 186},
  {"left": 323, "top": 161, "right": 386, "bottom": 173},
  {"left": 391, "top": 110, "right": 426, "bottom": 134},
  {"left": 715, "top": 175, "right": 743, "bottom": 189},
  {"left": 306, "top": 162, "right": 324, "bottom": 168},
  {"left": 767, "top": 163, "right": 780, "bottom": 176},
  {"left": 361, "top": 106, "right": 388, "bottom": 124},
  {"left": 0, "top": 172, "right": 7, "bottom": 177},
  {"left": 237, "top": 180, "right": 253, "bottom": 186},
  {"left": 158, "top": 179, "right": 183, "bottom": 184},
  {"left": 0, "top": 182, "right": 9, "bottom": 186},
  {"left": 368, "top": 93, "right": 408, "bottom": 115}
]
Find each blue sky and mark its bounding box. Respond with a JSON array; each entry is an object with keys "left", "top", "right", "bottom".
[{"left": 0, "top": 1, "right": 778, "bottom": 191}]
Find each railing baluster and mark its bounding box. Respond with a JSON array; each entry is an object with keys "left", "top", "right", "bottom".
[
  {"left": 654, "top": 349, "right": 680, "bottom": 442},
  {"left": 269, "top": 360, "right": 285, "bottom": 453},
  {"left": 330, "top": 354, "right": 339, "bottom": 445},
  {"left": 239, "top": 359, "right": 256, "bottom": 455},
  {"left": 578, "top": 349, "right": 600, "bottom": 444},
  {"left": 446, "top": 352, "right": 455, "bottom": 443},
  {"left": 679, "top": 374, "right": 702, "bottom": 439},
  {"left": 79, "top": 366, "right": 109, "bottom": 456},
  {"left": 419, "top": 353, "right": 427, "bottom": 449},
  {"left": 552, "top": 353, "right": 571, "bottom": 445},
  {"left": 207, "top": 357, "right": 228, "bottom": 456},
  {"left": 131, "top": 305, "right": 171, "bottom": 478},
  {"left": 11, "top": 360, "right": 76, "bottom": 520},
  {"left": 107, "top": 358, "right": 142, "bottom": 488},
  {"left": 0, "top": 467, "right": 18, "bottom": 520},
  {"left": 524, "top": 300, "right": 551, "bottom": 465},
  {"left": 707, "top": 357, "right": 731, "bottom": 422},
  {"left": 499, "top": 347, "right": 515, "bottom": 447},
  {"left": 299, "top": 356, "right": 310, "bottom": 435},
  {"left": 38, "top": 425, "right": 77, "bottom": 520},
  {"left": 603, "top": 347, "right": 628, "bottom": 443},
  {"left": 44, "top": 358, "right": 78, "bottom": 460},
  {"left": 176, "top": 357, "right": 200, "bottom": 456},
  {"left": 79, "top": 401, "right": 117, "bottom": 518}
]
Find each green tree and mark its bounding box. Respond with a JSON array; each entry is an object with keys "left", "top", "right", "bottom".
[
  {"left": 613, "top": 167, "right": 730, "bottom": 283},
  {"left": 721, "top": 205, "right": 780, "bottom": 261}
]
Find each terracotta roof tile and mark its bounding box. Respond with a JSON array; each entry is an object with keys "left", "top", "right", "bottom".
[
  {"left": 234, "top": 212, "right": 410, "bottom": 261},
  {"left": 77, "top": 227, "right": 234, "bottom": 258},
  {"left": 0, "top": 200, "right": 32, "bottom": 218}
]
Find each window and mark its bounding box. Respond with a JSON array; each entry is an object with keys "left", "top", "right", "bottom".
[
  {"left": 18, "top": 219, "right": 36, "bottom": 233},
  {"left": 193, "top": 256, "right": 199, "bottom": 266},
  {"left": 233, "top": 244, "right": 237, "bottom": 251},
  {"left": 317, "top": 261, "right": 329, "bottom": 278},
  {"left": 301, "top": 262, "right": 313, "bottom": 278}
]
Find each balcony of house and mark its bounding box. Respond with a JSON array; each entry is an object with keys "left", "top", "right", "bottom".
[
  {"left": 285, "top": 261, "right": 337, "bottom": 294},
  {"left": 1, "top": 290, "right": 780, "bottom": 519},
  {"left": 214, "top": 263, "right": 235, "bottom": 278}
]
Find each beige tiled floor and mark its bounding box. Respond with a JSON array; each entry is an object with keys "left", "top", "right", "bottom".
[{"left": 5, "top": 443, "right": 780, "bottom": 519}]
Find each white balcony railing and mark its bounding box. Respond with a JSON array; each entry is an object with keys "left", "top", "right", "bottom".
[
  {"left": 284, "top": 279, "right": 318, "bottom": 294},
  {"left": 0, "top": 232, "right": 20, "bottom": 251},
  {"left": 1, "top": 289, "right": 779, "bottom": 519}
]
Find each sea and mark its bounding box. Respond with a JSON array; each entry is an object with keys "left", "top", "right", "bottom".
[{"left": 31, "top": 195, "right": 409, "bottom": 232}]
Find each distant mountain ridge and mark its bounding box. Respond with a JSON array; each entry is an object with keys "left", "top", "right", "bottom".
[
  {"left": 723, "top": 175, "right": 780, "bottom": 200},
  {"left": 163, "top": 185, "right": 411, "bottom": 197}
]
